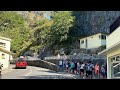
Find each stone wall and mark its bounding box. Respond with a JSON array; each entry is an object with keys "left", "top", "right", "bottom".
[{"left": 10, "top": 60, "right": 61, "bottom": 72}]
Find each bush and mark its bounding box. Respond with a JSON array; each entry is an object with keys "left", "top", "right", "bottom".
[
  {"left": 54, "top": 50, "right": 59, "bottom": 55},
  {"left": 97, "top": 45, "right": 106, "bottom": 53},
  {"left": 65, "top": 47, "right": 71, "bottom": 55}
]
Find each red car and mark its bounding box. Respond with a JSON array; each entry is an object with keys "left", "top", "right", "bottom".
[{"left": 15, "top": 58, "right": 27, "bottom": 69}]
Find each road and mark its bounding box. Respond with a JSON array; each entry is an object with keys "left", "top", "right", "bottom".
[{"left": 1, "top": 65, "right": 79, "bottom": 79}]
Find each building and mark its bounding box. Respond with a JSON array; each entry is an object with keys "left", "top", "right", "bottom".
[
  {"left": 0, "top": 36, "right": 14, "bottom": 70},
  {"left": 98, "top": 16, "right": 120, "bottom": 79},
  {"left": 80, "top": 33, "right": 108, "bottom": 49}
]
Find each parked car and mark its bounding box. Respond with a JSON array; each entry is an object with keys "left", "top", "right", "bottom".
[{"left": 15, "top": 57, "right": 27, "bottom": 69}]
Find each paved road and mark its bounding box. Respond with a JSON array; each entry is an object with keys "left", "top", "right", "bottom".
[{"left": 1, "top": 65, "right": 79, "bottom": 79}]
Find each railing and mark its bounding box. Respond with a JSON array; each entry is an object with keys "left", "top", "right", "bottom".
[{"left": 44, "top": 53, "right": 106, "bottom": 60}]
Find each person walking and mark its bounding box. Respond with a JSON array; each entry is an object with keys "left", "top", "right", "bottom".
[
  {"left": 94, "top": 62, "right": 100, "bottom": 79},
  {"left": 91, "top": 62, "right": 95, "bottom": 79},
  {"left": 100, "top": 64, "right": 106, "bottom": 79},
  {"left": 70, "top": 61, "right": 75, "bottom": 74},
  {"left": 80, "top": 62, "right": 85, "bottom": 79},
  {"left": 77, "top": 61, "right": 80, "bottom": 74},
  {"left": 85, "top": 61, "right": 88, "bottom": 79},
  {"left": 74, "top": 61, "right": 77, "bottom": 74},
  {"left": 59, "top": 60, "right": 63, "bottom": 70},
  {"left": 104, "top": 63, "right": 107, "bottom": 79},
  {"left": 87, "top": 61, "right": 93, "bottom": 79}
]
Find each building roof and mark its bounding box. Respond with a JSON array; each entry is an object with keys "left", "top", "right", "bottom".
[
  {"left": 98, "top": 16, "right": 120, "bottom": 55},
  {"left": 0, "top": 47, "right": 15, "bottom": 55},
  {"left": 80, "top": 32, "right": 109, "bottom": 40},
  {"left": 110, "top": 16, "right": 120, "bottom": 34},
  {"left": 98, "top": 40, "right": 120, "bottom": 55},
  {"left": 0, "top": 36, "right": 11, "bottom": 41}
]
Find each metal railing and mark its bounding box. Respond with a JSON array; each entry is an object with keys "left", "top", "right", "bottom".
[{"left": 44, "top": 53, "right": 106, "bottom": 60}]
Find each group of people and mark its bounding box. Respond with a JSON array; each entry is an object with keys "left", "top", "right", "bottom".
[{"left": 59, "top": 60, "right": 107, "bottom": 79}]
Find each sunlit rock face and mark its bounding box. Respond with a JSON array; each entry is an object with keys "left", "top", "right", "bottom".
[{"left": 72, "top": 11, "right": 120, "bottom": 36}]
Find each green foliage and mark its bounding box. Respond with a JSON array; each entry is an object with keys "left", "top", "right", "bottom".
[
  {"left": 50, "top": 11, "right": 75, "bottom": 43},
  {"left": 0, "top": 11, "right": 31, "bottom": 56},
  {"left": 0, "top": 11, "right": 76, "bottom": 56},
  {"left": 96, "top": 45, "right": 106, "bottom": 53},
  {"left": 0, "top": 11, "right": 25, "bottom": 31},
  {"left": 64, "top": 47, "right": 71, "bottom": 55}
]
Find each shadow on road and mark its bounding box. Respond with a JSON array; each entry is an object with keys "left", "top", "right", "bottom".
[
  {"left": 21, "top": 75, "right": 74, "bottom": 79},
  {"left": 0, "top": 74, "right": 2, "bottom": 79},
  {"left": 36, "top": 70, "right": 56, "bottom": 73},
  {"left": 36, "top": 70, "right": 80, "bottom": 79},
  {"left": 12, "top": 67, "right": 16, "bottom": 69}
]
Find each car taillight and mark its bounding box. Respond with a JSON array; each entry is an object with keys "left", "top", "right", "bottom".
[{"left": 23, "top": 62, "right": 26, "bottom": 64}]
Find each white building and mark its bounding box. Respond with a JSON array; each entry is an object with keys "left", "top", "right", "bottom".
[
  {"left": 0, "top": 36, "right": 14, "bottom": 70},
  {"left": 80, "top": 33, "right": 108, "bottom": 49},
  {"left": 99, "top": 16, "right": 120, "bottom": 79}
]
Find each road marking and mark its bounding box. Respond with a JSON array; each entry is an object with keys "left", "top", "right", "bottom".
[
  {"left": 25, "top": 67, "right": 32, "bottom": 76},
  {"left": 63, "top": 74, "right": 77, "bottom": 79}
]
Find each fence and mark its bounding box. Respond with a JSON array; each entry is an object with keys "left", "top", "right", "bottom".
[{"left": 44, "top": 53, "right": 106, "bottom": 60}]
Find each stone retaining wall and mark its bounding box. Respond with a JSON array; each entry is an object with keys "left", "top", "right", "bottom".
[{"left": 10, "top": 60, "right": 61, "bottom": 72}]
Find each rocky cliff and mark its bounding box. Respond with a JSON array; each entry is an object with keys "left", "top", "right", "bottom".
[{"left": 72, "top": 11, "right": 120, "bottom": 36}]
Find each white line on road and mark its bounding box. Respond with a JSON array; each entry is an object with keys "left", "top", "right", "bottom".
[
  {"left": 63, "top": 74, "right": 77, "bottom": 79},
  {"left": 25, "top": 67, "right": 32, "bottom": 76}
]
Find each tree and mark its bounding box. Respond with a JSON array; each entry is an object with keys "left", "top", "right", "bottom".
[
  {"left": 50, "top": 11, "right": 75, "bottom": 46},
  {"left": 0, "top": 11, "right": 75, "bottom": 56},
  {"left": 0, "top": 11, "right": 25, "bottom": 31},
  {"left": 0, "top": 11, "right": 31, "bottom": 56}
]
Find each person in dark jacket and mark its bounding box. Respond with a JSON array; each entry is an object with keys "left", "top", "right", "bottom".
[{"left": 74, "top": 61, "right": 77, "bottom": 74}]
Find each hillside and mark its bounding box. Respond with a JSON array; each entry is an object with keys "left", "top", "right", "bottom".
[{"left": 1, "top": 11, "right": 120, "bottom": 57}]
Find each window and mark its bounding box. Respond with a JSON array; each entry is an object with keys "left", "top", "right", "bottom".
[
  {"left": 0, "top": 42, "right": 6, "bottom": 47},
  {"left": 101, "top": 35, "right": 106, "bottom": 39},
  {"left": 81, "top": 40, "right": 84, "bottom": 44},
  {"left": 111, "top": 57, "right": 115, "bottom": 62},
  {"left": 2, "top": 53, "right": 5, "bottom": 59},
  {"left": 111, "top": 55, "right": 120, "bottom": 62},
  {"left": 116, "top": 56, "right": 120, "bottom": 61},
  {"left": 99, "top": 35, "right": 101, "bottom": 38}
]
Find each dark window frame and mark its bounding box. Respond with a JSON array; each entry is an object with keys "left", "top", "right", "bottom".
[
  {"left": 81, "top": 40, "right": 84, "bottom": 44},
  {"left": 101, "top": 35, "right": 106, "bottom": 40}
]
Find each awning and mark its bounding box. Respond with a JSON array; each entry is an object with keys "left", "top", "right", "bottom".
[
  {"left": 98, "top": 41, "right": 120, "bottom": 55},
  {"left": 0, "top": 47, "right": 15, "bottom": 55}
]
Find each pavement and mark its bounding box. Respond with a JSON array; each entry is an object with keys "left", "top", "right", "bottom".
[
  {"left": 1, "top": 64, "right": 80, "bottom": 79},
  {"left": 1, "top": 64, "right": 15, "bottom": 74},
  {"left": 1, "top": 64, "right": 105, "bottom": 79}
]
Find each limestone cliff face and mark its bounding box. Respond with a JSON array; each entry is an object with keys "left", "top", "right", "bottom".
[{"left": 73, "top": 11, "right": 120, "bottom": 36}]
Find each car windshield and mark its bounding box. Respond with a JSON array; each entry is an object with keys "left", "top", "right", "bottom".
[{"left": 18, "top": 58, "right": 25, "bottom": 62}]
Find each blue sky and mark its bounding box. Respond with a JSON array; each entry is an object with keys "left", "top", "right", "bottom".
[{"left": 44, "top": 13, "right": 51, "bottom": 20}]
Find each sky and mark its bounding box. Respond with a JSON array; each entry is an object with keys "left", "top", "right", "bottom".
[{"left": 44, "top": 12, "right": 51, "bottom": 20}]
